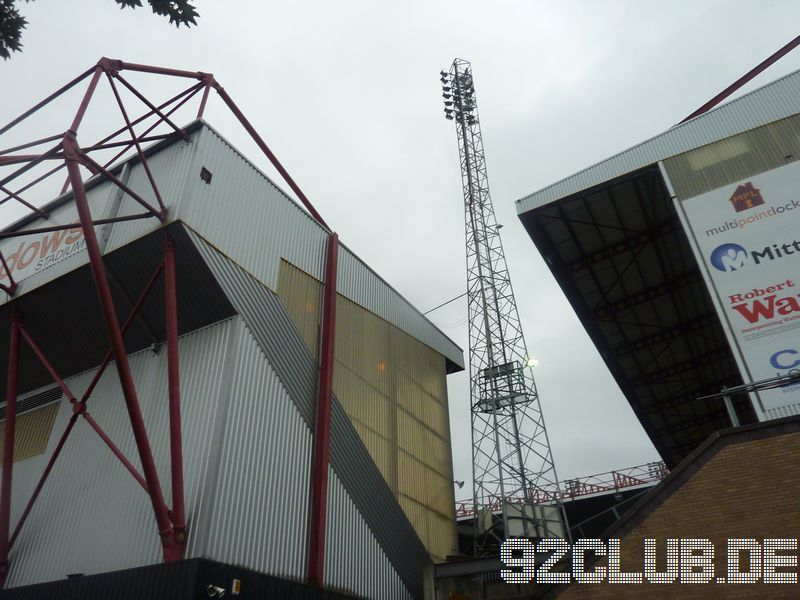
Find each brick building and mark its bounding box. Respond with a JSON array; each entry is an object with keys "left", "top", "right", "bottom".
[{"left": 542, "top": 416, "right": 800, "bottom": 599}]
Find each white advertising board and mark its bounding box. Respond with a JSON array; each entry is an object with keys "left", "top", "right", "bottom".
[
  {"left": 0, "top": 226, "right": 86, "bottom": 288},
  {"left": 680, "top": 160, "right": 800, "bottom": 421}
]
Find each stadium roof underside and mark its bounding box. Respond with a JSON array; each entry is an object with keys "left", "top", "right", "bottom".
[{"left": 516, "top": 68, "right": 800, "bottom": 468}]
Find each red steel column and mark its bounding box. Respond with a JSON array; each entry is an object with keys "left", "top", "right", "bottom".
[
  {"left": 63, "top": 133, "right": 180, "bottom": 561},
  {"left": 307, "top": 232, "right": 339, "bottom": 586},
  {"left": 164, "top": 236, "right": 186, "bottom": 551},
  {"left": 0, "top": 310, "right": 21, "bottom": 586}
]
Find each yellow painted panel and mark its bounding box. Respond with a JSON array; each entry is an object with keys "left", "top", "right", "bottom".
[
  {"left": 0, "top": 403, "right": 59, "bottom": 463},
  {"left": 427, "top": 510, "right": 458, "bottom": 562},
  {"left": 275, "top": 260, "right": 457, "bottom": 560},
  {"left": 335, "top": 297, "right": 390, "bottom": 396},
  {"left": 400, "top": 494, "right": 429, "bottom": 550},
  {"left": 351, "top": 420, "right": 392, "bottom": 482},
  {"left": 276, "top": 260, "right": 321, "bottom": 354},
  {"left": 333, "top": 362, "right": 390, "bottom": 436},
  {"left": 398, "top": 450, "right": 426, "bottom": 504},
  {"left": 423, "top": 428, "right": 452, "bottom": 479}
]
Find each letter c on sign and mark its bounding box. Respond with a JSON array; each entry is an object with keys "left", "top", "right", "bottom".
[{"left": 771, "top": 349, "right": 800, "bottom": 370}]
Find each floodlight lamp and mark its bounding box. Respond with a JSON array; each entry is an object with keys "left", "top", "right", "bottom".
[
  {"left": 524, "top": 356, "right": 538, "bottom": 368},
  {"left": 440, "top": 70, "right": 448, "bottom": 77},
  {"left": 445, "top": 114, "right": 454, "bottom": 120},
  {"left": 440, "top": 75, "right": 448, "bottom": 84},
  {"left": 442, "top": 92, "right": 452, "bottom": 100},
  {"left": 442, "top": 86, "right": 451, "bottom": 92},
  {"left": 444, "top": 101, "right": 454, "bottom": 106}
]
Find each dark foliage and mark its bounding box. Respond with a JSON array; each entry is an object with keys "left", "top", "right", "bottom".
[{"left": 0, "top": 0, "right": 199, "bottom": 59}]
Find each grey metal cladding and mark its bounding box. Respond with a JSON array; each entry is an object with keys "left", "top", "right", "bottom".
[
  {"left": 181, "top": 121, "right": 463, "bottom": 372},
  {"left": 188, "top": 227, "right": 429, "bottom": 599},
  {"left": 325, "top": 467, "right": 413, "bottom": 599}
]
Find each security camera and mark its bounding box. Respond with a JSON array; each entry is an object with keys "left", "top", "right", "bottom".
[{"left": 206, "top": 584, "right": 226, "bottom": 598}]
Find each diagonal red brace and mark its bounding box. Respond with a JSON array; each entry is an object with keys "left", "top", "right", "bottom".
[{"left": 63, "top": 132, "right": 180, "bottom": 561}]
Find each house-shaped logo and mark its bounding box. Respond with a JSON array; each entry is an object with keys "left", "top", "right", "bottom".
[{"left": 729, "top": 182, "right": 764, "bottom": 213}]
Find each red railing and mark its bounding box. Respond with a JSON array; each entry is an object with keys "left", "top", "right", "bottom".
[{"left": 455, "top": 461, "right": 669, "bottom": 518}]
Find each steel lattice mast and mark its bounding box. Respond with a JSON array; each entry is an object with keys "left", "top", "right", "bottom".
[{"left": 440, "top": 58, "right": 567, "bottom": 553}]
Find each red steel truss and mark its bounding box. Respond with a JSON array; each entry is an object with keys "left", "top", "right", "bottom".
[
  {"left": 454, "top": 461, "right": 670, "bottom": 518},
  {"left": 0, "top": 58, "right": 338, "bottom": 587}
]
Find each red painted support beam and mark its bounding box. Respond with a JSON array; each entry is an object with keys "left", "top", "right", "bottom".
[
  {"left": 0, "top": 311, "right": 21, "bottom": 586},
  {"left": 213, "top": 86, "right": 330, "bottom": 231},
  {"left": 164, "top": 236, "right": 186, "bottom": 551},
  {"left": 680, "top": 35, "right": 800, "bottom": 123},
  {"left": 307, "top": 232, "right": 339, "bottom": 586},
  {"left": 63, "top": 133, "right": 180, "bottom": 562}
]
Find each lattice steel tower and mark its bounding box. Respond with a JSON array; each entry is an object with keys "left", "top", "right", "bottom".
[{"left": 440, "top": 58, "right": 567, "bottom": 553}]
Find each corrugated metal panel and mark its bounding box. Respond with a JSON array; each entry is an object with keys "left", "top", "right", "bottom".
[
  {"left": 0, "top": 120, "right": 462, "bottom": 371},
  {"left": 517, "top": 68, "right": 800, "bottom": 213},
  {"left": 325, "top": 467, "right": 412, "bottom": 599},
  {"left": 276, "top": 259, "right": 322, "bottom": 354},
  {"left": 202, "top": 321, "right": 311, "bottom": 580},
  {"left": 0, "top": 403, "right": 59, "bottom": 463},
  {"left": 176, "top": 123, "right": 462, "bottom": 370},
  {"left": 663, "top": 113, "right": 800, "bottom": 199},
  {"left": 190, "top": 232, "right": 430, "bottom": 599},
  {"left": 327, "top": 404, "right": 429, "bottom": 599},
  {"left": 337, "top": 244, "right": 463, "bottom": 370},
  {"left": 104, "top": 134, "right": 198, "bottom": 254},
  {"left": 6, "top": 318, "right": 237, "bottom": 587},
  {"left": 174, "top": 125, "right": 329, "bottom": 292},
  {"left": 277, "top": 258, "right": 457, "bottom": 562}
]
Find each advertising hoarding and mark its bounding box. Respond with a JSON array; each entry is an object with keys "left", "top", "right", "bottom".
[{"left": 679, "top": 161, "right": 800, "bottom": 421}]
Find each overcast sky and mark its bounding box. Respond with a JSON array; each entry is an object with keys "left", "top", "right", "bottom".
[{"left": 3, "top": 1, "right": 800, "bottom": 497}]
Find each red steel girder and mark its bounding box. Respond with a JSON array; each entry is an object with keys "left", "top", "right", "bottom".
[
  {"left": 0, "top": 57, "right": 333, "bottom": 581},
  {"left": 164, "top": 236, "right": 186, "bottom": 550},
  {"left": 0, "top": 311, "right": 21, "bottom": 586},
  {"left": 307, "top": 232, "right": 339, "bottom": 586},
  {"left": 680, "top": 35, "right": 800, "bottom": 123},
  {"left": 65, "top": 134, "right": 180, "bottom": 562},
  {"left": 6, "top": 258, "right": 168, "bottom": 564}
]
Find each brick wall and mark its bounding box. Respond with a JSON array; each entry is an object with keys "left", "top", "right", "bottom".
[{"left": 551, "top": 425, "right": 800, "bottom": 599}]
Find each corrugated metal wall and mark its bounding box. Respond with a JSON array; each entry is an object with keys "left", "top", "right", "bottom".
[
  {"left": 6, "top": 318, "right": 238, "bottom": 587},
  {"left": 105, "top": 135, "right": 198, "bottom": 254},
  {"left": 0, "top": 119, "right": 462, "bottom": 596},
  {"left": 201, "top": 321, "right": 311, "bottom": 580},
  {"left": 193, "top": 235, "right": 430, "bottom": 598},
  {"left": 0, "top": 403, "right": 59, "bottom": 463},
  {"left": 324, "top": 467, "right": 412, "bottom": 599},
  {"left": 277, "top": 259, "right": 458, "bottom": 563},
  {"left": 174, "top": 126, "right": 329, "bottom": 295},
  {"left": 663, "top": 113, "right": 800, "bottom": 200},
  {"left": 178, "top": 123, "right": 462, "bottom": 369},
  {"left": 0, "top": 121, "right": 462, "bottom": 370}
]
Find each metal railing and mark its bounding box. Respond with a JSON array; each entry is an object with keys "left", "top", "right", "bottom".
[{"left": 455, "top": 461, "right": 668, "bottom": 518}]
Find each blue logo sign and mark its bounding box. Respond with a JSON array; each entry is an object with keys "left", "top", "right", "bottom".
[
  {"left": 710, "top": 243, "right": 748, "bottom": 272},
  {"left": 771, "top": 349, "right": 800, "bottom": 370}
]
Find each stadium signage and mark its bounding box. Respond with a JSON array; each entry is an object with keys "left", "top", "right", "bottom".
[
  {"left": 678, "top": 159, "right": 800, "bottom": 420},
  {"left": 0, "top": 227, "right": 85, "bottom": 283}
]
